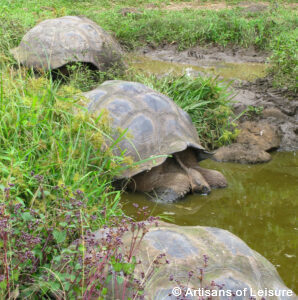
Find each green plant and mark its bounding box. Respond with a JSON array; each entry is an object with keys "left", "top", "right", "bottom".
[
  {"left": 269, "top": 32, "right": 298, "bottom": 92},
  {"left": 0, "top": 182, "right": 164, "bottom": 299},
  {"left": 0, "top": 66, "right": 127, "bottom": 210}
]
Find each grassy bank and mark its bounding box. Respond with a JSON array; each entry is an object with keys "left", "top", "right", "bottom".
[
  {"left": 0, "top": 67, "right": 125, "bottom": 212},
  {"left": 0, "top": 65, "right": 123, "bottom": 297},
  {"left": 1, "top": 0, "right": 297, "bottom": 91}
]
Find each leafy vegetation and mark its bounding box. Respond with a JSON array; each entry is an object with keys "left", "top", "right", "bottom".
[
  {"left": 1, "top": 184, "right": 163, "bottom": 298},
  {"left": 102, "top": 7, "right": 296, "bottom": 51},
  {"left": 0, "top": 66, "right": 137, "bottom": 297},
  {"left": 0, "top": 67, "right": 126, "bottom": 210},
  {"left": 269, "top": 31, "right": 298, "bottom": 92}
]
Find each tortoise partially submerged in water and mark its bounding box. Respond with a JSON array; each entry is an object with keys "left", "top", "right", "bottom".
[
  {"left": 93, "top": 222, "right": 295, "bottom": 299},
  {"left": 85, "top": 80, "right": 227, "bottom": 202},
  {"left": 11, "top": 16, "right": 123, "bottom": 71}
]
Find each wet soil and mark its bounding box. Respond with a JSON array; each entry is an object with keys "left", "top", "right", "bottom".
[
  {"left": 141, "top": 44, "right": 268, "bottom": 64},
  {"left": 233, "top": 77, "right": 298, "bottom": 151}
]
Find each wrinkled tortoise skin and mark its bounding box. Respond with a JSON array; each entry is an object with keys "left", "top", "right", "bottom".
[
  {"left": 11, "top": 16, "right": 122, "bottom": 70},
  {"left": 85, "top": 80, "right": 208, "bottom": 179}
]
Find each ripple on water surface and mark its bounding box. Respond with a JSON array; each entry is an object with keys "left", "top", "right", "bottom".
[{"left": 121, "top": 152, "right": 298, "bottom": 293}]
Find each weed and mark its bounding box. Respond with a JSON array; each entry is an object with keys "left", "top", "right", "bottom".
[
  {"left": 0, "top": 65, "right": 126, "bottom": 211},
  {"left": 0, "top": 182, "right": 165, "bottom": 299},
  {"left": 269, "top": 32, "right": 298, "bottom": 93},
  {"left": 168, "top": 255, "right": 227, "bottom": 300}
]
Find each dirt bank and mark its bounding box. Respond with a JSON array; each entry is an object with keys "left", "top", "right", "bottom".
[
  {"left": 144, "top": 1, "right": 297, "bottom": 12},
  {"left": 141, "top": 44, "right": 268, "bottom": 64},
  {"left": 233, "top": 77, "right": 297, "bottom": 151}
]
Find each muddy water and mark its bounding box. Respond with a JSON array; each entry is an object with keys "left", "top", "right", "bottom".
[
  {"left": 121, "top": 152, "right": 298, "bottom": 292},
  {"left": 129, "top": 54, "right": 268, "bottom": 81}
]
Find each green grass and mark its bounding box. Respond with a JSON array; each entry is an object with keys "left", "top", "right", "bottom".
[
  {"left": 101, "top": 8, "right": 296, "bottom": 51},
  {"left": 0, "top": 66, "right": 126, "bottom": 221},
  {"left": 0, "top": 65, "right": 130, "bottom": 297},
  {"left": 2, "top": 1, "right": 296, "bottom": 50},
  {"left": 269, "top": 31, "right": 298, "bottom": 92},
  {"left": 1, "top": 0, "right": 297, "bottom": 90}
]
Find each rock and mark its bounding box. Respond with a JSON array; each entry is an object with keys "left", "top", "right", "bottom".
[
  {"left": 231, "top": 77, "right": 297, "bottom": 151},
  {"left": 237, "top": 121, "right": 281, "bottom": 151},
  {"left": 231, "top": 89, "right": 266, "bottom": 115},
  {"left": 213, "top": 143, "right": 271, "bottom": 164},
  {"left": 262, "top": 108, "right": 288, "bottom": 121},
  {"left": 94, "top": 222, "right": 294, "bottom": 299},
  {"left": 279, "top": 122, "right": 298, "bottom": 151}
]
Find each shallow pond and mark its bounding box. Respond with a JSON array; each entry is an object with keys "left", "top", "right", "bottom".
[
  {"left": 121, "top": 152, "right": 298, "bottom": 292},
  {"left": 129, "top": 54, "right": 268, "bottom": 81}
]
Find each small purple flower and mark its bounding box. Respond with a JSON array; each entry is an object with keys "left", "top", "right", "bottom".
[
  {"left": 188, "top": 270, "right": 194, "bottom": 278},
  {"left": 76, "top": 189, "right": 83, "bottom": 195}
]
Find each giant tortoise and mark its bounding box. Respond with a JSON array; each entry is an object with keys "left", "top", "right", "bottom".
[
  {"left": 11, "top": 16, "right": 123, "bottom": 71},
  {"left": 93, "top": 221, "right": 295, "bottom": 299},
  {"left": 85, "top": 80, "right": 227, "bottom": 202}
]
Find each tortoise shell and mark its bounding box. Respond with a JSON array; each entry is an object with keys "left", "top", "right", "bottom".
[
  {"left": 93, "top": 222, "right": 294, "bottom": 299},
  {"left": 11, "top": 16, "right": 122, "bottom": 70},
  {"left": 85, "top": 80, "right": 208, "bottom": 178}
]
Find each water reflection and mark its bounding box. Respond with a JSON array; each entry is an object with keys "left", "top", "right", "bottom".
[
  {"left": 121, "top": 152, "right": 298, "bottom": 292},
  {"left": 128, "top": 54, "right": 268, "bottom": 81}
]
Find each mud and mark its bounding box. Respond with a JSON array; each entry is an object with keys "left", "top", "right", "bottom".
[
  {"left": 233, "top": 77, "right": 298, "bottom": 151},
  {"left": 141, "top": 44, "right": 268, "bottom": 64}
]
